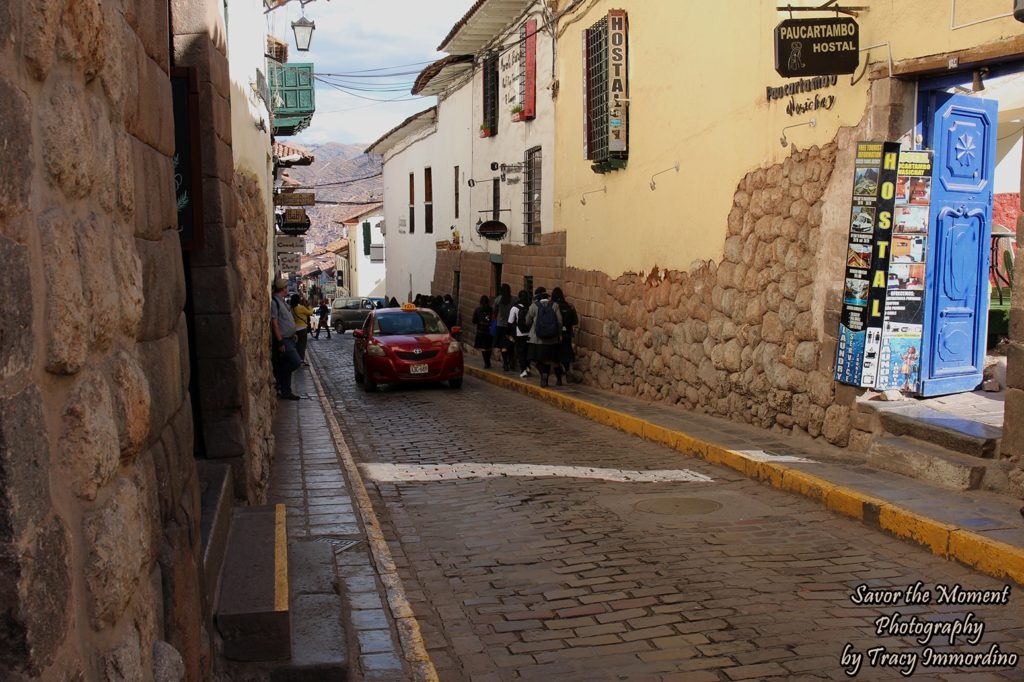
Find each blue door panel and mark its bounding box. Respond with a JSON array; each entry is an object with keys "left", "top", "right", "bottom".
[{"left": 920, "top": 94, "right": 996, "bottom": 396}]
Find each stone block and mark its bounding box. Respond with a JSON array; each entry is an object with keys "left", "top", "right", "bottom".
[
  {"left": 199, "top": 123, "right": 234, "bottom": 182},
  {"left": 39, "top": 210, "right": 89, "bottom": 375},
  {"left": 21, "top": 0, "right": 62, "bottom": 80},
  {"left": 136, "top": 232, "right": 186, "bottom": 342},
  {"left": 0, "top": 236, "right": 33, "bottom": 380},
  {"left": 1006, "top": 342, "right": 1024, "bottom": 390},
  {"left": 202, "top": 410, "right": 246, "bottom": 459},
  {"left": 138, "top": 334, "right": 185, "bottom": 445},
  {"left": 134, "top": 0, "right": 170, "bottom": 72},
  {"left": 0, "top": 386, "right": 50, "bottom": 540},
  {"left": 198, "top": 81, "right": 232, "bottom": 147},
  {"left": 1, "top": 517, "right": 71, "bottom": 677},
  {"left": 822, "top": 404, "right": 851, "bottom": 446},
  {"left": 100, "top": 13, "right": 133, "bottom": 118},
  {"left": 0, "top": 78, "right": 33, "bottom": 219},
  {"left": 127, "top": 51, "right": 174, "bottom": 156},
  {"left": 189, "top": 266, "right": 238, "bottom": 315},
  {"left": 152, "top": 640, "right": 186, "bottom": 682},
  {"left": 76, "top": 216, "right": 121, "bottom": 353},
  {"left": 109, "top": 350, "right": 152, "bottom": 463},
  {"left": 57, "top": 0, "right": 105, "bottom": 80},
  {"left": 62, "top": 370, "right": 120, "bottom": 502},
  {"left": 103, "top": 632, "right": 144, "bottom": 681},
  {"left": 193, "top": 313, "right": 240, "bottom": 358},
  {"left": 196, "top": 355, "right": 244, "bottom": 411},
  {"left": 1002, "top": 388, "right": 1024, "bottom": 460},
  {"left": 84, "top": 477, "right": 151, "bottom": 628},
  {"left": 41, "top": 80, "right": 92, "bottom": 199},
  {"left": 132, "top": 137, "right": 176, "bottom": 240}
]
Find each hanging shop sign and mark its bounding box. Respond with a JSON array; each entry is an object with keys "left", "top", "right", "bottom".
[
  {"left": 477, "top": 220, "right": 508, "bottom": 240},
  {"left": 607, "top": 9, "right": 629, "bottom": 154},
  {"left": 278, "top": 208, "right": 311, "bottom": 236},
  {"left": 275, "top": 235, "right": 305, "bottom": 253},
  {"left": 774, "top": 17, "right": 859, "bottom": 78},
  {"left": 874, "top": 151, "right": 933, "bottom": 393},
  {"left": 274, "top": 192, "right": 316, "bottom": 207},
  {"left": 835, "top": 141, "right": 900, "bottom": 387},
  {"left": 277, "top": 253, "right": 300, "bottom": 272}
]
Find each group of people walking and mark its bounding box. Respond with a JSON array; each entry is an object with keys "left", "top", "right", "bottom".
[{"left": 471, "top": 284, "right": 578, "bottom": 388}]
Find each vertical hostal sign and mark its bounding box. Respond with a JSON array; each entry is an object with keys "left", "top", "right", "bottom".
[
  {"left": 835, "top": 141, "right": 900, "bottom": 386},
  {"left": 607, "top": 10, "right": 628, "bottom": 154}
]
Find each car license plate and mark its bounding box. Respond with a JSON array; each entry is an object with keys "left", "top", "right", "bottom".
[{"left": 410, "top": 363, "right": 429, "bottom": 375}]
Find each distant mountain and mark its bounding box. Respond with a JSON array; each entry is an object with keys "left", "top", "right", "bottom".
[{"left": 283, "top": 142, "right": 383, "bottom": 251}]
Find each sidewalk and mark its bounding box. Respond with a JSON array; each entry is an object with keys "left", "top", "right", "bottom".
[
  {"left": 462, "top": 355, "right": 1024, "bottom": 586},
  {"left": 267, "top": 367, "right": 435, "bottom": 681}
]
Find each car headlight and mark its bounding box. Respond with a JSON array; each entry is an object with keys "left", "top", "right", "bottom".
[
  {"left": 447, "top": 341, "right": 462, "bottom": 354},
  {"left": 367, "top": 344, "right": 386, "bottom": 356}
]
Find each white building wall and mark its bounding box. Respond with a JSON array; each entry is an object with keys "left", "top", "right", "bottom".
[
  {"left": 466, "top": 5, "right": 555, "bottom": 256},
  {"left": 349, "top": 212, "right": 387, "bottom": 296},
  {"left": 380, "top": 2, "right": 555, "bottom": 299},
  {"left": 224, "top": 0, "right": 274, "bottom": 276}
]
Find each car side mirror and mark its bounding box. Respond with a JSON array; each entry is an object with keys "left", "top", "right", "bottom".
[
  {"left": 451, "top": 326, "right": 461, "bottom": 335},
  {"left": 353, "top": 330, "right": 365, "bottom": 339}
]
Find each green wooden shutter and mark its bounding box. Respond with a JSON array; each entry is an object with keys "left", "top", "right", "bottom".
[{"left": 362, "top": 222, "right": 371, "bottom": 256}]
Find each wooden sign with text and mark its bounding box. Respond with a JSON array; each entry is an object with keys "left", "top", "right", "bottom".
[{"left": 274, "top": 192, "right": 315, "bottom": 207}]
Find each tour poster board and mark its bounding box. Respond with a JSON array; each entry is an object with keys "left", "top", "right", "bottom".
[
  {"left": 835, "top": 141, "right": 900, "bottom": 387},
  {"left": 874, "top": 151, "right": 933, "bottom": 392}
]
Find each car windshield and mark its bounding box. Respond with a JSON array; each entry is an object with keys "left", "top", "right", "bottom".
[{"left": 374, "top": 311, "right": 446, "bottom": 336}]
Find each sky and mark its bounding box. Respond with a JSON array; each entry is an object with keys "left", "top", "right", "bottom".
[{"left": 267, "top": 0, "right": 473, "bottom": 148}]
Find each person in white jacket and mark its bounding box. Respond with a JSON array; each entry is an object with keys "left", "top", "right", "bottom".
[{"left": 508, "top": 290, "right": 532, "bottom": 378}]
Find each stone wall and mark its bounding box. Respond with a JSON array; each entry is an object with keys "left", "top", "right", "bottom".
[
  {"left": 232, "top": 173, "right": 276, "bottom": 503},
  {"left": 1004, "top": 221, "right": 1024, "bottom": 495},
  {"left": 565, "top": 144, "right": 854, "bottom": 444},
  {"left": 0, "top": 0, "right": 204, "bottom": 679}
]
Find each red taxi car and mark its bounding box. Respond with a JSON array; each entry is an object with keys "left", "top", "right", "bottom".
[{"left": 352, "top": 304, "right": 463, "bottom": 391}]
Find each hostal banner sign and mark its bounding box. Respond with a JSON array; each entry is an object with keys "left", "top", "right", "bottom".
[
  {"left": 774, "top": 17, "right": 859, "bottom": 78},
  {"left": 607, "top": 10, "right": 628, "bottom": 154}
]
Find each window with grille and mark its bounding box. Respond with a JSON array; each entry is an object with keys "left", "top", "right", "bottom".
[
  {"left": 424, "top": 167, "right": 433, "bottom": 234},
  {"left": 408, "top": 172, "right": 415, "bottom": 234},
  {"left": 453, "top": 165, "right": 460, "bottom": 219},
  {"left": 584, "top": 12, "right": 628, "bottom": 173},
  {"left": 482, "top": 55, "right": 499, "bottom": 134},
  {"left": 523, "top": 147, "right": 542, "bottom": 245}
]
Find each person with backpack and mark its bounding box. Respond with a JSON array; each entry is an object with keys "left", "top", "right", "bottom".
[
  {"left": 551, "top": 287, "right": 578, "bottom": 379},
  {"left": 492, "top": 283, "right": 514, "bottom": 371},
  {"left": 508, "top": 289, "right": 532, "bottom": 378},
  {"left": 470, "top": 295, "right": 494, "bottom": 369},
  {"left": 440, "top": 294, "right": 459, "bottom": 330},
  {"left": 525, "top": 287, "right": 563, "bottom": 387}
]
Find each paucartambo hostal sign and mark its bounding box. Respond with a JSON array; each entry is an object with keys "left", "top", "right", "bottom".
[{"left": 774, "top": 16, "right": 859, "bottom": 78}]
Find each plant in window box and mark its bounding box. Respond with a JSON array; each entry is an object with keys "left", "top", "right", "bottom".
[
  {"left": 479, "top": 122, "right": 492, "bottom": 138},
  {"left": 511, "top": 104, "right": 525, "bottom": 122}
]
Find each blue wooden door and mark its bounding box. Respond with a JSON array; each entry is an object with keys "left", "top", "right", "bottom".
[{"left": 920, "top": 93, "right": 997, "bottom": 396}]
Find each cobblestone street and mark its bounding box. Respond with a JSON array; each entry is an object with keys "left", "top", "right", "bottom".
[{"left": 311, "top": 337, "right": 1024, "bottom": 681}]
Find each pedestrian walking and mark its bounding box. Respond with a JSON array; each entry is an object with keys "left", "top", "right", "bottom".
[
  {"left": 508, "top": 290, "right": 532, "bottom": 377},
  {"left": 551, "top": 287, "right": 578, "bottom": 380},
  {"left": 525, "top": 287, "right": 563, "bottom": 387},
  {"left": 471, "top": 295, "right": 494, "bottom": 369},
  {"left": 314, "top": 299, "right": 331, "bottom": 339},
  {"left": 492, "top": 283, "right": 514, "bottom": 371},
  {"left": 440, "top": 294, "right": 459, "bottom": 330},
  {"left": 290, "top": 294, "right": 314, "bottom": 364},
  {"left": 271, "top": 280, "right": 301, "bottom": 400}
]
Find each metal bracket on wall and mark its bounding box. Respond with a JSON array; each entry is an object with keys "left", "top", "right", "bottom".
[{"left": 851, "top": 42, "right": 893, "bottom": 86}]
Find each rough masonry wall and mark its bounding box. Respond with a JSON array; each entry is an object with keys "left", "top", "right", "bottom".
[
  {"left": 1, "top": 0, "right": 203, "bottom": 680},
  {"left": 232, "top": 174, "right": 276, "bottom": 503},
  {"left": 565, "top": 145, "right": 852, "bottom": 445}
]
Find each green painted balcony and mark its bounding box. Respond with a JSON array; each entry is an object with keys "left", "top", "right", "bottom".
[{"left": 269, "top": 62, "right": 315, "bottom": 136}]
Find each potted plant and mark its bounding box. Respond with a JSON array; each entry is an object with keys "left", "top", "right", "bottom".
[
  {"left": 511, "top": 104, "right": 524, "bottom": 122},
  {"left": 479, "top": 122, "right": 492, "bottom": 138}
]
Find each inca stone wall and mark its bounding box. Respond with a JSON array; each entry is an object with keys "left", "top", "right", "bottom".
[
  {"left": 232, "top": 173, "right": 276, "bottom": 503},
  {"left": 565, "top": 144, "right": 855, "bottom": 444},
  {"left": 1, "top": 0, "right": 204, "bottom": 680}
]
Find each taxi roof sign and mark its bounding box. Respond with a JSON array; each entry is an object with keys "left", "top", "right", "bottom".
[{"left": 401, "top": 303, "right": 417, "bottom": 311}]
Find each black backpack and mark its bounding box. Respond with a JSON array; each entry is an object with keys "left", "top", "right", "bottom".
[
  {"left": 559, "top": 301, "right": 578, "bottom": 329},
  {"left": 515, "top": 304, "right": 531, "bottom": 334},
  {"left": 534, "top": 302, "right": 559, "bottom": 339}
]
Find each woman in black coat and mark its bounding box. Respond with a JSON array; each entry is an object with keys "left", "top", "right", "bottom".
[{"left": 471, "top": 295, "right": 494, "bottom": 369}]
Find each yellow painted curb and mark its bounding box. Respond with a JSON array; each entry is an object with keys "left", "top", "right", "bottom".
[
  {"left": 465, "top": 365, "right": 1024, "bottom": 586},
  {"left": 274, "top": 503, "right": 288, "bottom": 613}
]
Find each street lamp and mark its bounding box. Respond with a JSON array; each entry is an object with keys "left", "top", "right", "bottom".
[{"left": 292, "top": 16, "right": 315, "bottom": 51}]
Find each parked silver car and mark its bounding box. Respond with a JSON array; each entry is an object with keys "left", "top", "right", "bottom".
[{"left": 331, "top": 297, "right": 378, "bottom": 333}]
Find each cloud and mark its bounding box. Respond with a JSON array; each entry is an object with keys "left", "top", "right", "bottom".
[{"left": 268, "top": 0, "right": 471, "bottom": 145}]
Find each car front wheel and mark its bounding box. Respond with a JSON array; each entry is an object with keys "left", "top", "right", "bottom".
[
  {"left": 354, "top": 357, "right": 364, "bottom": 384},
  {"left": 448, "top": 378, "right": 463, "bottom": 389}
]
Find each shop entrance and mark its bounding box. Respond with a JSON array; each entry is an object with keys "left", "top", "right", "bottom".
[{"left": 917, "top": 64, "right": 1024, "bottom": 396}]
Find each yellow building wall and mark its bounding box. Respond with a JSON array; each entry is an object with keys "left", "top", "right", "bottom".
[{"left": 554, "top": 0, "right": 1023, "bottom": 277}]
